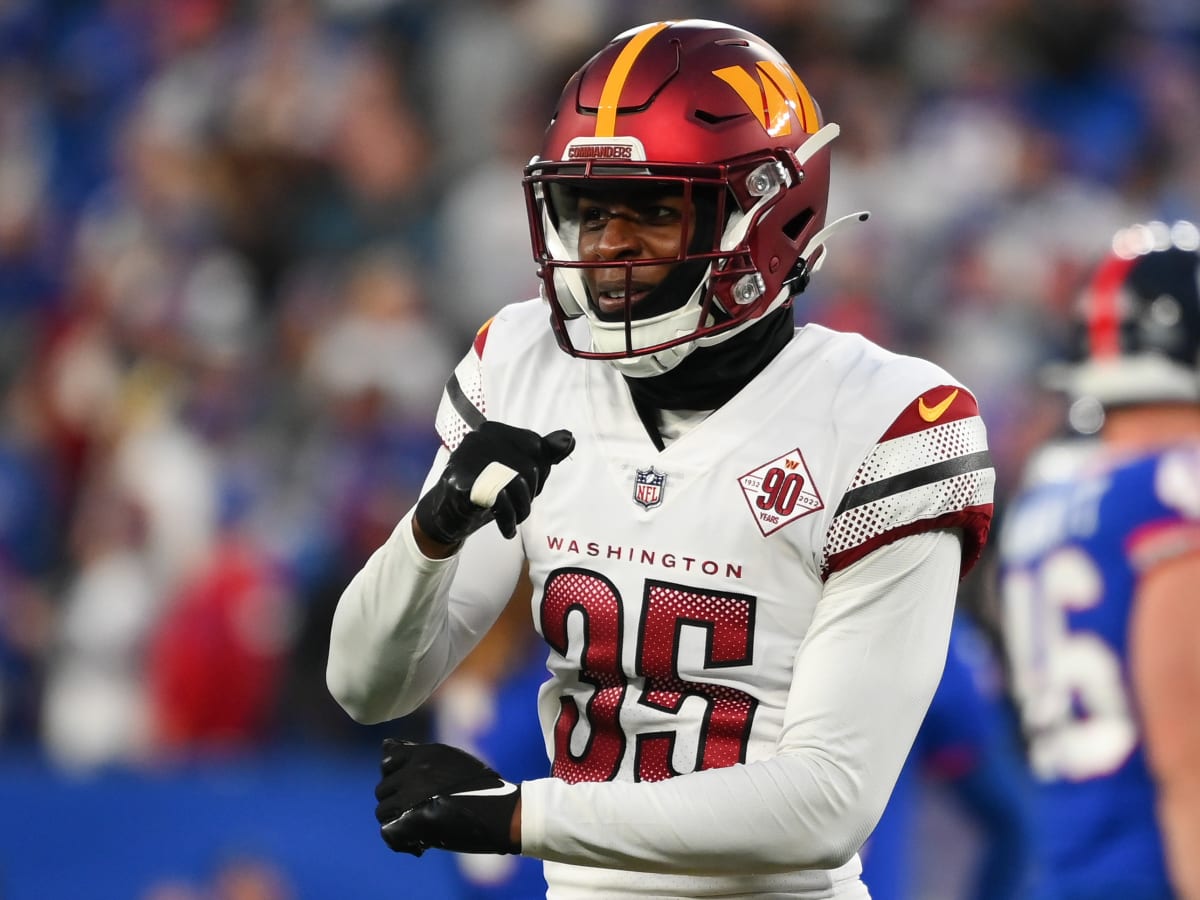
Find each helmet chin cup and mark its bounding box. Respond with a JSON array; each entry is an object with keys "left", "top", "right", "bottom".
[
  {"left": 580, "top": 263, "right": 714, "bottom": 365},
  {"left": 607, "top": 341, "right": 696, "bottom": 377}
]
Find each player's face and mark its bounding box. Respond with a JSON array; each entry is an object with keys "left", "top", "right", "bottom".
[{"left": 575, "top": 186, "right": 696, "bottom": 317}]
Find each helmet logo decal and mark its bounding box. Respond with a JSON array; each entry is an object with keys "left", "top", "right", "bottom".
[
  {"left": 595, "top": 22, "right": 670, "bottom": 137},
  {"left": 565, "top": 136, "right": 647, "bottom": 162},
  {"left": 713, "top": 62, "right": 818, "bottom": 137},
  {"left": 633, "top": 467, "right": 667, "bottom": 509}
]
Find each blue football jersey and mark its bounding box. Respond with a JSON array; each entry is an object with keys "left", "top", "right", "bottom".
[{"left": 999, "top": 440, "right": 1200, "bottom": 899}]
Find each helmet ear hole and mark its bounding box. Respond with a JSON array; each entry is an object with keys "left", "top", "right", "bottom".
[
  {"left": 783, "top": 209, "right": 815, "bottom": 244},
  {"left": 782, "top": 209, "right": 817, "bottom": 293}
]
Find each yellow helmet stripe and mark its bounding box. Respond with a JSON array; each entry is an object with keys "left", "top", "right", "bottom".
[{"left": 595, "top": 22, "right": 671, "bottom": 137}]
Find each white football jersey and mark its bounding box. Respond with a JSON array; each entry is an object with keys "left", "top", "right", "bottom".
[{"left": 427, "top": 299, "right": 994, "bottom": 898}]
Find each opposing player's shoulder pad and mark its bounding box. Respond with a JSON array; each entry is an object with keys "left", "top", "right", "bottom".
[
  {"left": 1154, "top": 444, "right": 1200, "bottom": 519},
  {"left": 822, "top": 382, "right": 995, "bottom": 580},
  {"left": 1128, "top": 444, "right": 1200, "bottom": 571}
]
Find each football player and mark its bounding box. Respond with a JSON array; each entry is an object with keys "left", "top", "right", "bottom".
[
  {"left": 327, "top": 19, "right": 995, "bottom": 899},
  {"left": 998, "top": 221, "right": 1200, "bottom": 899}
]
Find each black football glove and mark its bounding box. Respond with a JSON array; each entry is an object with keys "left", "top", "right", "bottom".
[
  {"left": 414, "top": 421, "right": 574, "bottom": 545},
  {"left": 375, "top": 739, "right": 521, "bottom": 857}
]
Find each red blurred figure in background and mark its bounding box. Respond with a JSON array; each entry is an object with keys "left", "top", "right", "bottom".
[{"left": 150, "top": 534, "right": 291, "bottom": 750}]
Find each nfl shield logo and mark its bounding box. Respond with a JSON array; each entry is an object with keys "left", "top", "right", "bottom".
[{"left": 633, "top": 467, "right": 666, "bottom": 509}]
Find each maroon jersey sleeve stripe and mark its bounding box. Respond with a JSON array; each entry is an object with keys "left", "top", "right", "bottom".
[
  {"left": 823, "top": 506, "right": 994, "bottom": 581},
  {"left": 878, "top": 385, "right": 979, "bottom": 442}
]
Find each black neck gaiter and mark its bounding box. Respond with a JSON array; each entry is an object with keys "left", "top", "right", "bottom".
[{"left": 624, "top": 305, "right": 796, "bottom": 412}]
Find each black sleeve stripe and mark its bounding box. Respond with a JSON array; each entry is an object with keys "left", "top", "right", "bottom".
[
  {"left": 834, "top": 450, "right": 993, "bottom": 516},
  {"left": 446, "top": 373, "right": 486, "bottom": 430}
]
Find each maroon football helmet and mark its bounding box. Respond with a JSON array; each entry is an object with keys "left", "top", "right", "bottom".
[{"left": 524, "top": 19, "right": 860, "bottom": 376}]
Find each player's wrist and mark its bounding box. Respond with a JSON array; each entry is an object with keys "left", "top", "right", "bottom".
[
  {"left": 510, "top": 794, "right": 522, "bottom": 853},
  {"left": 411, "top": 509, "right": 462, "bottom": 559}
]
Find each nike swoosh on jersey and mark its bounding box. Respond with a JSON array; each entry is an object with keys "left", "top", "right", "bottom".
[{"left": 918, "top": 387, "right": 960, "bottom": 422}]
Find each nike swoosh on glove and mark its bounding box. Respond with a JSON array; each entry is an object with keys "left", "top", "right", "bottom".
[
  {"left": 414, "top": 421, "right": 574, "bottom": 545},
  {"left": 375, "top": 739, "right": 521, "bottom": 857}
]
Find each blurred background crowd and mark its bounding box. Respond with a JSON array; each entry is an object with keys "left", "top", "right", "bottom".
[{"left": 0, "top": 0, "right": 1197, "bottom": 897}]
